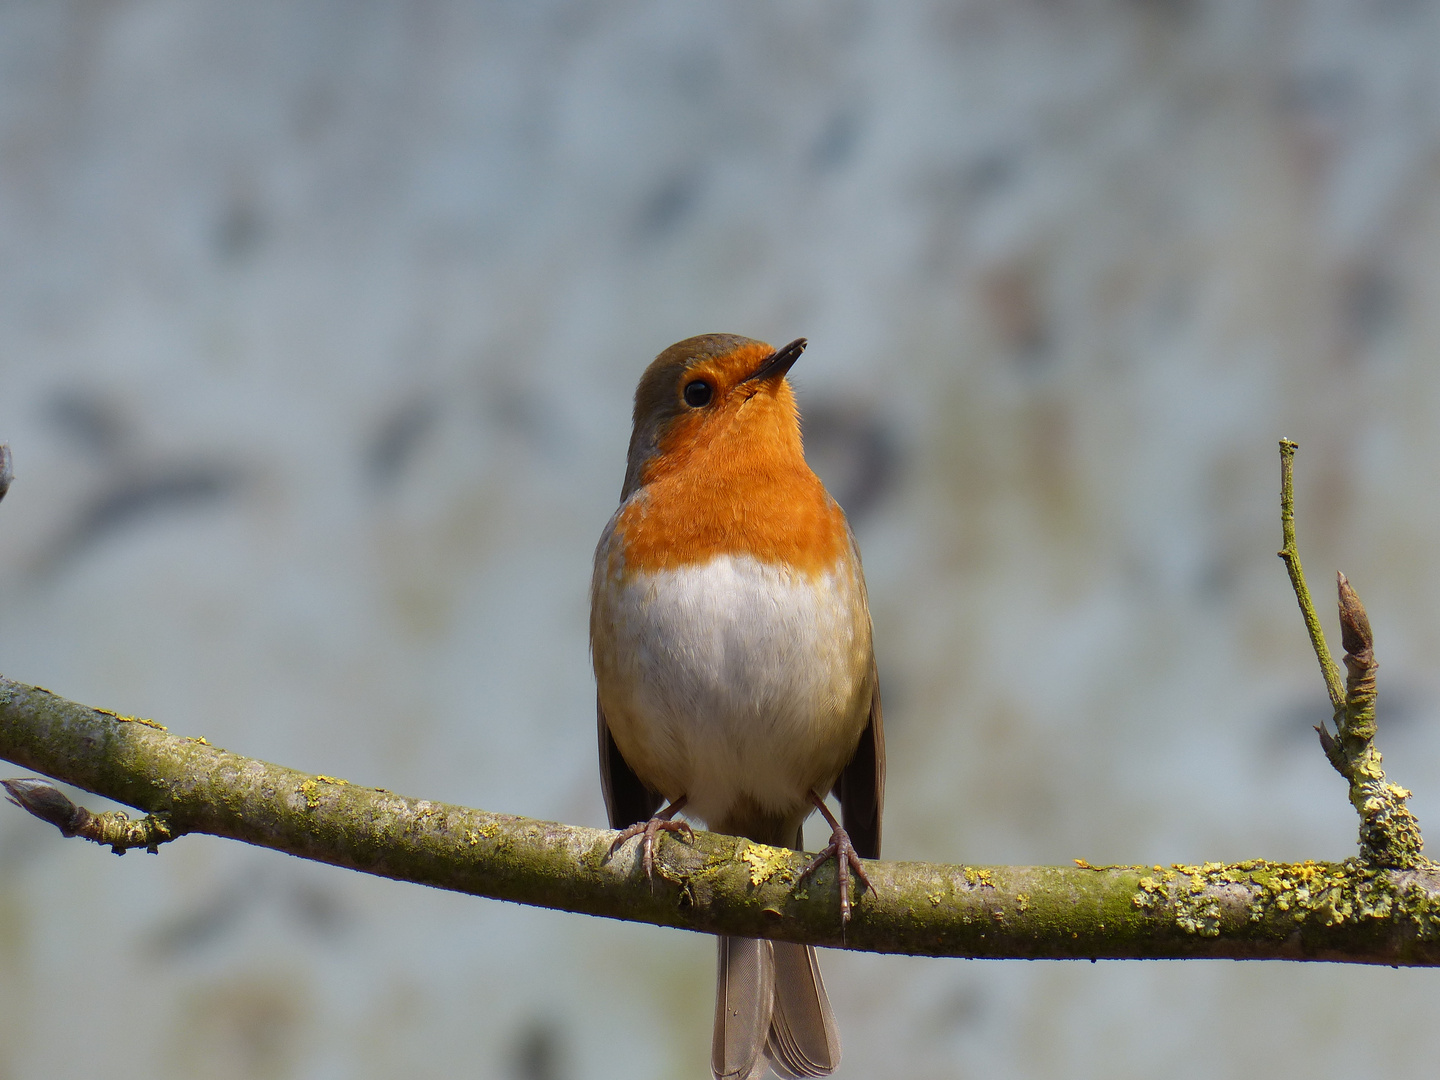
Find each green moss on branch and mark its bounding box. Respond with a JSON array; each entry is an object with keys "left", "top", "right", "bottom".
[{"left": 5, "top": 677, "right": 1440, "bottom": 963}]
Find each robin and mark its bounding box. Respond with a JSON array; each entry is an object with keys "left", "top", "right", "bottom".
[{"left": 591, "top": 334, "right": 884, "bottom": 1080}]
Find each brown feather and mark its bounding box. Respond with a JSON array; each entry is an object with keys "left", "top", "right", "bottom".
[
  {"left": 832, "top": 664, "right": 884, "bottom": 859},
  {"left": 714, "top": 937, "right": 776, "bottom": 1080},
  {"left": 597, "top": 696, "right": 661, "bottom": 830},
  {"left": 764, "top": 942, "right": 841, "bottom": 1077}
]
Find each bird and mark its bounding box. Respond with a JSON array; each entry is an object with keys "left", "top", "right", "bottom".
[{"left": 590, "top": 333, "right": 884, "bottom": 1080}]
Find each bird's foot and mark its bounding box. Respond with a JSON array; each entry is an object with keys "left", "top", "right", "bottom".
[
  {"left": 610, "top": 797, "right": 692, "bottom": 881},
  {"left": 795, "top": 794, "right": 872, "bottom": 925}
]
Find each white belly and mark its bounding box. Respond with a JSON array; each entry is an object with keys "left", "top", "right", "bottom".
[{"left": 592, "top": 553, "right": 873, "bottom": 830}]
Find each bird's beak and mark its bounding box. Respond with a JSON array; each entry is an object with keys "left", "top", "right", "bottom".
[{"left": 742, "top": 338, "right": 807, "bottom": 384}]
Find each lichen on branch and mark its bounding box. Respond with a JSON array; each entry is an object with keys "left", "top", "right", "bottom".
[{"left": 6, "top": 676, "right": 1440, "bottom": 964}]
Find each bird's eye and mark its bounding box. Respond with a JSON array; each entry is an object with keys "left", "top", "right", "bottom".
[{"left": 683, "top": 380, "right": 713, "bottom": 408}]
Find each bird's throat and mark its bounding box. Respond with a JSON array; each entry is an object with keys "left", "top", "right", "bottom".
[{"left": 613, "top": 426, "right": 848, "bottom": 578}]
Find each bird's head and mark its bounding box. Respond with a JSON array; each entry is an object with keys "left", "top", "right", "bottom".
[{"left": 622, "top": 334, "right": 807, "bottom": 498}]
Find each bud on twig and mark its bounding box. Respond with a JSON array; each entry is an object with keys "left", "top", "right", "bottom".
[
  {"left": 3, "top": 775, "right": 175, "bottom": 854},
  {"left": 1336, "top": 572, "right": 1373, "bottom": 659},
  {"left": 1336, "top": 572, "right": 1378, "bottom": 746},
  {"left": 2, "top": 777, "right": 90, "bottom": 836}
]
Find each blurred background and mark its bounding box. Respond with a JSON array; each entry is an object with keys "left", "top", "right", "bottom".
[{"left": 4, "top": 1, "right": 1440, "bottom": 1077}]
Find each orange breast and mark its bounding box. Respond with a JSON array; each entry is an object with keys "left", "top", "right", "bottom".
[{"left": 610, "top": 402, "right": 851, "bottom": 579}]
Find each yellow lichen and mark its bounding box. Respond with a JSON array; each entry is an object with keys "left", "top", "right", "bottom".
[
  {"left": 297, "top": 775, "right": 347, "bottom": 808},
  {"left": 1133, "top": 875, "right": 1167, "bottom": 910},
  {"left": 95, "top": 706, "right": 168, "bottom": 731},
  {"left": 741, "top": 843, "right": 793, "bottom": 886},
  {"left": 1120, "top": 857, "right": 1440, "bottom": 939}
]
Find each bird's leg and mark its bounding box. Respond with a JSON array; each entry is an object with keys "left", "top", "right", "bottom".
[
  {"left": 609, "top": 796, "right": 693, "bottom": 881},
  {"left": 795, "top": 793, "right": 873, "bottom": 925}
]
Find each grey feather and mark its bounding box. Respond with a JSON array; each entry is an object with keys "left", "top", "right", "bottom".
[{"left": 713, "top": 937, "right": 776, "bottom": 1080}]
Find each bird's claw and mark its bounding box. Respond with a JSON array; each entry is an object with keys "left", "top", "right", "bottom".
[
  {"left": 610, "top": 798, "right": 692, "bottom": 881},
  {"left": 796, "top": 822, "right": 872, "bottom": 925}
]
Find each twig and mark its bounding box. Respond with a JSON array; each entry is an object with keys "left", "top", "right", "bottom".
[
  {"left": 1276, "top": 441, "right": 1425, "bottom": 869},
  {"left": 1277, "top": 440, "right": 1344, "bottom": 710},
  {"left": 3, "top": 777, "right": 175, "bottom": 853}
]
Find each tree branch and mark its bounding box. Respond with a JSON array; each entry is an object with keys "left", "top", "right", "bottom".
[
  {"left": 3, "top": 439, "right": 1438, "bottom": 964},
  {"left": 5, "top": 676, "right": 1440, "bottom": 964}
]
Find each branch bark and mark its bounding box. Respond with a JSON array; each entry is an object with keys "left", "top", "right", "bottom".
[{"left": 5, "top": 676, "right": 1440, "bottom": 965}]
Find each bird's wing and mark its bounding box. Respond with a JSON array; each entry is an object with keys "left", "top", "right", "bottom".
[
  {"left": 832, "top": 659, "right": 884, "bottom": 859},
  {"left": 598, "top": 695, "right": 662, "bottom": 830}
]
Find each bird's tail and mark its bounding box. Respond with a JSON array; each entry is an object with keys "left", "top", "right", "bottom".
[{"left": 712, "top": 937, "right": 840, "bottom": 1080}]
